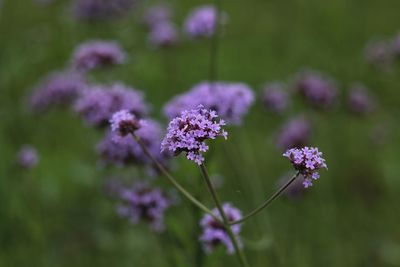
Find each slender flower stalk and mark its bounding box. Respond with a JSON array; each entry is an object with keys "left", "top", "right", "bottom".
[
  {"left": 230, "top": 171, "right": 300, "bottom": 226},
  {"left": 199, "top": 164, "right": 250, "bottom": 267},
  {"left": 132, "top": 133, "right": 221, "bottom": 223}
]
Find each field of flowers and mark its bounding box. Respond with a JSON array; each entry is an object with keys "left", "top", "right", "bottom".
[{"left": 1, "top": 0, "right": 400, "bottom": 266}]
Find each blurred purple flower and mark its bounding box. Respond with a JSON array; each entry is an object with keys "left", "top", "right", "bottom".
[
  {"left": 161, "top": 105, "right": 227, "bottom": 165},
  {"left": 72, "top": 40, "right": 126, "bottom": 71},
  {"left": 142, "top": 4, "right": 172, "bottom": 28},
  {"left": 72, "top": 0, "right": 136, "bottom": 21},
  {"left": 148, "top": 21, "right": 179, "bottom": 48},
  {"left": 295, "top": 71, "right": 338, "bottom": 109},
  {"left": 74, "top": 83, "right": 149, "bottom": 127},
  {"left": 98, "top": 119, "right": 166, "bottom": 167},
  {"left": 283, "top": 147, "right": 327, "bottom": 188},
  {"left": 184, "top": 5, "right": 226, "bottom": 38},
  {"left": 347, "top": 83, "right": 375, "bottom": 115},
  {"left": 261, "top": 82, "right": 289, "bottom": 114},
  {"left": 364, "top": 40, "right": 393, "bottom": 70},
  {"left": 29, "top": 71, "right": 85, "bottom": 113},
  {"left": 110, "top": 109, "right": 142, "bottom": 136},
  {"left": 17, "top": 145, "right": 39, "bottom": 169},
  {"left": 163, "top": 81, "right": 254, "bottom": 125},
  {"left": 276, "top": 116, "right": 312, "bottom": 151},
  {"left": 117, "top": 182, "right": 171, "bottom": 232},
  {"left": 200, "top": 203, "right": 243, "bottom": 254}
]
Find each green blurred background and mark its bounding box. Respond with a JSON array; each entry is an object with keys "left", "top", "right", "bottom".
[{"left": 1, "top": 0, "right": 400, "bottom": 266}]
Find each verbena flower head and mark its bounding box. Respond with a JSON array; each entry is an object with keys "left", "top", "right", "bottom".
[
  {"left": 283, "top": 147, "right": 327, "bottom": 188},
  {"left": 98, "top": 119, "right": 167, "bottom": 167},
  {"left": 148, "top": 21, "right": 178, "bottom": 48},
  {"left": 17, "top": 145, "right": 39, "bottom": 169},
  {"left": 110, "top": 110, "right": 141, "bottom": 136},
  {"left": 117, "top": 182, "right": 171, "bottom": 232},
  {"left": 295, "top": 71, "right": 338, "bottom": 109},
  {"left": 72, "top": 0, "right": 135, "bottom": 21},
  {"left": 184, "top": 5, "right": 226, "bottom": 38},
  {"left": 261, "top": 82, "right": 289, "bottom": 114},
  {"left": 347, "top": 83, "right": 375, "bottom": 115},
  {"left": 142, "top": 4, "right": 172, "bottom": 28},
  {"left": 72, "top": 40, "right": 126, "bottom": 71},
  {"left": 163, "top": 81, "right": 254, "bottom": 125},
  {"left": 161, "top": 105, "right": 227, "bottom": 165},
  {"left": 276, "top": 116, "right": 312, "bottom": 151},
  {"left": 74, "top": 83, "right": 149, "bottom": 127},
  {"left": 199, "top": 203, "right": 243, "bottom": 254},
  {"left": 29, "top": 71, "right": 85, "bottom": 113}
]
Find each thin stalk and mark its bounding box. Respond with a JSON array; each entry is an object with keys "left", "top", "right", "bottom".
[
  {"left": 230, "top": 171, "right": 301, "bottom": 226},
  {"left": 132, "top": 133, "right": 221, "bottom": 223},
  {"left": 199, "top": 164, "right": 250, "bottom": 267}
]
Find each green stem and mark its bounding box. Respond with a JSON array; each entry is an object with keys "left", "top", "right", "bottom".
[
  {"left": 132, "top": 133, "right": 221, "bottom": 223},
  {"left": 199, "top": 164, "right": 250, "bottom": 267},
  {"left": 230, "top": 171, "right": 301, "bottom": 226}
]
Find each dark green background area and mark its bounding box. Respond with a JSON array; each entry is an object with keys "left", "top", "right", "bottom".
[{"left": 1, "top": 0, "right": 400, "bottom": 266}]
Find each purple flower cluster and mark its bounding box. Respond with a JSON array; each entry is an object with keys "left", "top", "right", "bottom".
[
  {"left": 276, "top": 116, "right": 312, "bottom": 151},
  {"left": 148, "top": 22, "right": 179, "bottom": 48},
  {"left": 283, "top": 147, "right": 327, "bottom": 188},
  {"left": 184, "top": 5, "right": 226, "bottom": 38},
  {"left": 295, "top": 71, "right": 337, "bottom": 109},
  {"left": 161, "top": 106, "right": 227, "bottom": 165},
  {"left": 347, "top": 84, "right": 375, "bottom": 115},
  {"left": 72, "top": 40, "right": 126, "bottom": 71},
  {"left": 364, "top": 40, "right": 392, "bottom": 70},
  {"left": 117, "top": 182, "right": 171, "bottom": 232},
  {"left": 163, "top": 81, "right": 254, "bottom": 125},
  {"left": 72, "top": 0, "right": 136, "bottom": 21},
  {"left": 74, "top": 83, "right": 149, "bottom": 127},
  {"left": 199, "top": 203, "right": 243, "bottom": 254},
  {"left": 98, "top": 119, "right": 165, "bottom": 167},
  {"left": 110, "top": 109, "right": 141, "bottom": 136},
  {"left": 30, "top": 72, "right": 85, "bottom": 113},
  {"left": 261, "top": 82, "right": 289, "bottom": 114},
  {"left": 143, "top": 5, "right": 178, "bottom": 48},
  {"left": 17, "top": 145, "right": 39, "bottom": 169}
]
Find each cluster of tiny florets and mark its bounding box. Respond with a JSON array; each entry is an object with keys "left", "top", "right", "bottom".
[
  {"left": 163, "top": 81, "right": 254, "bottom": 125},
  {"left": 117, "top": 182, "right": 171, "bottom": 232},
  {"left": 74, "top": 83, "right": 148, "bottom": 127},
  {"left": 110, "top": 110, "right": 141, "bottom": 136},
  {"left": 283, "top": 147, "right": 327, "bottom": 188},
  {"left": 161, "top": 106, "right": 227, "bottom": 165},
  {"left": 72, "top": 40, "right": 126, "bottom": 71},
  {"left": 199, "top": 203, "right": 243, "bottom": 254}
]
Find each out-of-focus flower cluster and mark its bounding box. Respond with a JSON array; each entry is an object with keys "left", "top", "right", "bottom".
[
  {"left": 200, "top": 203, "right": 243, "bottom": 254},
  {"left": 16, "top": 145, "right": 39, "bottom": 169},
  {"left": 347, "top": 83, "right": 375, "bottom": 115},
  {"left": 161, "top": 105, "right": 227, "bottom": 165},
  {"left": 261, "top": 82, "right": 289, "bottom": 114},
  {"left": 276, "top": 116, "right": 312, "bottom": 151},
  {"left": 184, "top": 5, "right": 226, "bottom": 39},
  {"left": 117, "top": 182, "right": 172, "bottom": 232},
  {"left": 283, "top": 147, "right": 327, "bottom": 188},
  {"left": 164, "top": 81, "right": 254, "bottom": 125},
  {"left": 364, "top": 32, "right": 400, "bottom": 70}
]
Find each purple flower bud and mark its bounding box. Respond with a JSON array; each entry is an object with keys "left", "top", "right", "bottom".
[
  {"left": 184, "top": 5, "right": 227, "bottom": 38},
  {"left": 17, "top": 145, "right": 39, "bottom": 169},
  {"left": 283, "top": 147, "right": 327, "bottom": 188},
  {"left": 72, "top": 0, "right": 136, "bottom": 21},
  {"left": 148, "top": 21, "right": 179, "bottom": 48},
  {"left": 347, "top": 83, "right": 375, "bottom": 115},
  {"left": 74, "top": 83, "right": 149, "bottom": 127},
  {"left": 117, "top": 182, "right": 171, "bottom": 232},
  {"left": 276, "top": 116, "right": 312, "bottom": 151},
  {"left": 199, "top": 203, "right": 243, "bottom": 254},
  {"left": 72, "top": 40, "right": 126, "bottom": 71},
  {"left": 161, "top": 105, "right": 227, "bottom": 165},
  {"left": 163, "top": 81, "right": 254, "bottom": 125},
  {"left": 29, "top": 71, "right": 85, "bottom": 113},
  {"left": 261, "top": 82, "right": 289, "bottom": 114},
  {"left": 295, "top": 71, "right": 338, "bottom": 109}
]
